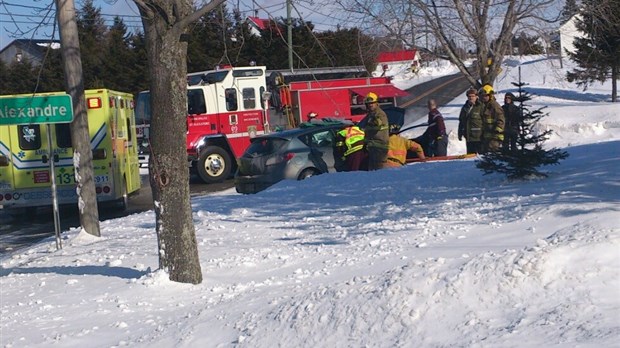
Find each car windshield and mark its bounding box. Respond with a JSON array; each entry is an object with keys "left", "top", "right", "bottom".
[{"left": 244, "top": 137, "right": 288, "bottom": 157}]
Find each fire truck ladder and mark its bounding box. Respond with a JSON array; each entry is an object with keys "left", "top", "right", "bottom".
[{"left": 278, "top": 84, "right": 297, "bottom": 128}]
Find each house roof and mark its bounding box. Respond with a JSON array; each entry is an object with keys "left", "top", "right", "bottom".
[
  {"left": 377, "top": 50, "right": 417, "bottom": 63},
  {"left": 0, "top": 39, "right": 60, "bottom": 54},
  {"left": 247, "top": 16, "right": 270, "bottom": 30},
  {"left": 246, "top": 16, "right": 283, "bottom": 36}
]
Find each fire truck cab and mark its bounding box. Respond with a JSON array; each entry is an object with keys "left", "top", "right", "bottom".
[{"left": 137, "top": 66, "right": 271, "bottom": 184}]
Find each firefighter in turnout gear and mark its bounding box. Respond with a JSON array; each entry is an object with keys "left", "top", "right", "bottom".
[
  {"left": 386, "top": 124, "right": 425, "bottom": 167},
  {"left": 478, "top": 84, "right": 505, "bottom": 153},
  {"left": 335, "top": 125, "right": 367, "bottom": 171},
  {"left": 362, "top": 92, "right": 390, "bottom": 170},
  {"left": 458, "top": 88, "right": 484, "bottom": 154}
]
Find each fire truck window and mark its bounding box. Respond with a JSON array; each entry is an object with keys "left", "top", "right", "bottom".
[
  {"left": 259, "top": 86, "right": 266, "bottom": 109},
  {"left": 55, "top": 124, "right": 72, "bottom": 148},
  {"left": 242, "top": 88, "right": 256, "bottom": 109},
  {"left": 187, "top": 89, "right": 206, "bottom": 114},
  {"left": 225, "top": 88, "right": 238, "bottom": 111},
  {"left": 18, "top": 125, "right": 42, "bottom": 150}
]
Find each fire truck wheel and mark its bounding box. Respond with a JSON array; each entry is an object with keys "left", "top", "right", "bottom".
[{"left": 197, "top": 146, "right": 232, "bottom": 184}]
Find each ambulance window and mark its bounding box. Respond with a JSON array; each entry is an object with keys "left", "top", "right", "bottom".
[
  {"left": 242, "top": 88, "right": 256, "bottom": 109},
  {"left": 187, "top": 89, "right": 206, "bottom": 114},
  {"left": 18, "top": 125, "right": 41, "bottom": 150},
  {"left": 126, "top": 118, "right": 132, "bottom": 142},
  {"left": 225, "top": 88, "right": 238, "bottom": 111},
  {"left": 55, "top": 124, "right": 72, "bottom": 148}
]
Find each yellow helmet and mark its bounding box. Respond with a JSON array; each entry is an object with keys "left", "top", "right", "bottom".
[
  {"left": 479, "top": 84, "right": 494, "bottom": 96},
  {"left": 364, "top": 92, "right": 379, "bottom": 104}
]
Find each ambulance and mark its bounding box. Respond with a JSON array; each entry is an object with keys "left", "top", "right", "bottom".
[{"left": 0, "top": 89, "right": 141, "bottom": 211}]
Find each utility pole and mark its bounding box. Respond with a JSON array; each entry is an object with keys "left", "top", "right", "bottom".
[
  {"left": 287, "top": 0, "right": 293, "bottom": 71},
  {"left": 55, "top": 0, "right": 101, "bottom": 236}
]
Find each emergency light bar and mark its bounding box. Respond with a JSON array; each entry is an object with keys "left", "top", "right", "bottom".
[{"left": 87, "top": 97, "right": 102, "bottom": 109}]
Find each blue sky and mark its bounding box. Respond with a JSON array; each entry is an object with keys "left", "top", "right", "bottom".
[{"left": 0, "top": 0, "right": 339, "bottom": 50}]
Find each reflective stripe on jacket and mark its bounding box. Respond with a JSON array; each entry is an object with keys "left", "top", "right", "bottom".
[
  {"left": 386, "top": 135, "right": 425, "bottom": 167},
  {"left": 337, "top": 126, "right": 365, "bottom": 157},
  {"left": 481, "top": 98, "right": 505, "bottom": 140}
]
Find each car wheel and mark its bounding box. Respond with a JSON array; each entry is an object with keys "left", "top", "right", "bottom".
[
  {"left": 197, "top": 146, "right": 232, "bottom": 184},
  {"left": 298, "top": 168, "right": 318, "bottom": 180}
]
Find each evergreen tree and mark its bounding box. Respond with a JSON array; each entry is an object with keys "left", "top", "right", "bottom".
[
  {"left": 0, "top": 59, "right": 8, "bottom": 94},
  {"left": 318, "top": 28, "right": 378, "bottom": 72},
  {"left": 476, "top": 73, "right": 569, "bottom": 179},
  {"left": 127, "top": 31, "right": 150, "bottom": 95},
  {"left": 228, "top": 9, "right": 265, "bottom": 67},
  {"left": 566, "top": 0, "right": 620, "bottom": 102},
  {"left": 76, "top": 0, "right": 108, "bottom": 88},
  {"left": 102, "top": 17, "right": 135, "bottom": 91},
  {"left": 560, "top": 0, "right": 580, "bottom": 24},
  {"left": 36, "top": 47, "right": 65, "bottom": 92},
  {"left": 186, "top": 3, "right": 235, "bottom": 72},
  {"left": 5, "top": 59, "right": 38, "bottom": 94}
]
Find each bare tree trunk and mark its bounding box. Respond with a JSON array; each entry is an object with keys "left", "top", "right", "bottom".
[
  {"left": 612, "top": 65, "right": 617, "bottom": 102},
  {"left": 134, "top": 0, "right": 227, "bottom": 284},
  {"left": 55, "top": 0, "right": 100, "bottom": 236}
]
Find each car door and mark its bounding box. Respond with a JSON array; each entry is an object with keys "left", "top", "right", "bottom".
[{"left": 308, "top": 128, "right": 337, "bottom": 173}]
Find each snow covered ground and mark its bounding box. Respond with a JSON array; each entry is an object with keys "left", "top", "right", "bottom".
[{"left": 1, "top": 56, "right": 619, "bottom": 348}]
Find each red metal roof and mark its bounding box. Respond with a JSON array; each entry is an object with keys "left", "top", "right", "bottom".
[
  {"left": 376, "top": 50, "right": 417, "bottom": 63},
  {"left": 247, "top": 16, "right": 268, "bottom": 30},
  {"left": 349, "top": 85, "right": 408, "bottom": 98}
]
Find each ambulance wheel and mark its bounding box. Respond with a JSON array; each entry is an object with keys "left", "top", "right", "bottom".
[
  {"left": 197, "top": 146, "right": 232, "bottom": 184},
  {"left": 116, "top": 178, "right": 129, "bottom": 211}
]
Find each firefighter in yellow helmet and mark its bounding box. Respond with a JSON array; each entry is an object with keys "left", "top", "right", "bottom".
[
  {"left": 362, "top": 92, "right": 389, "bottom": 170},
  {"left": 386, "top": 124, "right": 425, "bottom": 167},
  {"left": 478, "top": 84, "right": 505, "bottom": 153}
]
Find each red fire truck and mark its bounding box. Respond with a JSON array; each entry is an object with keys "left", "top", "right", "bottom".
[{"left": 135, "top": 65, "right": 408, "bottom": 184}]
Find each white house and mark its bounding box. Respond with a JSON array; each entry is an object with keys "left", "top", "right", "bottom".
[{"left": 559, "top": 14, "right": 584, "bottom": 57}]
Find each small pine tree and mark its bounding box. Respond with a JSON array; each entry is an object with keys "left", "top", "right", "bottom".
[{"left": 476, "top": 68, "right": 569, "bottom": 179}]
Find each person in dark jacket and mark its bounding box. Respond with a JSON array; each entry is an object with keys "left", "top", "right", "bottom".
[
  {"left": 415, "top": 99, "right": 448, "bottom": 157},
  {"left": 362, "top": 92, "right": 389, "bottom": 170},
  {"left": 502, "top": 92, "right": 521, "bottom": 152},
  {"left": 458, "top": 88, "right": 484, "bottom": 154}
]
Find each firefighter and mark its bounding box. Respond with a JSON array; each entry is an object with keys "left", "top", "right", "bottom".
[
  {"left": 478, "top": 84, "right": 505, "bottom": 153},
  {"left": 307, "top": 111, "right": 320, "bottom": 123},
  {"left": 362, "top": 92, "right": 389, "bottom": 170},
  {"left": 386, "top": 124, "right": 425, "bottom": 167},
  {"left": 335, "top": 124, "right": 367, "bottom": 171},
  {"left": 458, "top": 88, "right": 484, "bottom": 154}
]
